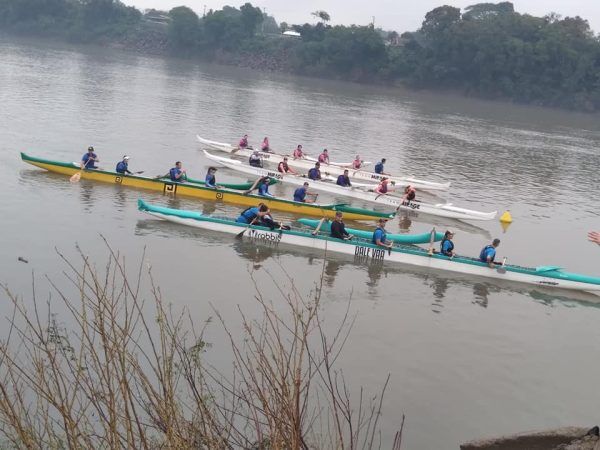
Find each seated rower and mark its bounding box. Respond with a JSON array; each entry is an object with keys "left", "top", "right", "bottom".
[
  {"left": 352, "top": 155, "right": 362, "bottom": 169},
  {"left": 331, "top": 211, "right": 353, "bottom": 240},
  {"left": 81, "top": 146, "right": 99, "bottom": 169},
  {"left": 318, "top": 148, "right": 329, "bottom": 164},
  {"left": 261, "top": 136, "right": 271, "bottom": 152},
  {"left": 336, "top": 169, "right": 352, "bottom": 187},
  {"left": 374, "top": 177, "right": 391, "bottom": 195},
  {"left": 205, "top": 166, "right": 219, "bottom": 188},
  {"left": 249, "top": 151, "right": 263, "bottom": 168},
  {"left": 374, "top": 158, "right": 387, "bottom": 175},
  {"left": 236, "top": 203, "right": 270, "bottom": 224},
  {"left": 372, "top": 218, "right": 393, "bottom": 250},
  {"left": 308, "top": 162, "right": 322, "bottom": 180},
  {"left": 157, "top": 161, "right": 187, "bottom": 182},
  {"left": 440, "top": 230, "right": 455, "bottom": 257},
  {"left": 479, "top": 238, "right": 501, "bottom": 268},
  {"left": 293, "top": 182, "right": 317, "bottom": 203},
  {"left": 278, "top": 156, "right": 297, "bottom": 174},
  {"left": 239, "top": 134, "right": 249, "bottom": 149},
  {"left": 260, "top": 205, "right": 291, "bottom": 230},
  {"left": 402, "top": 185, "right": 416, "bottom": 202},
  {"left": 293, "top": 144, "right": 304, "bottom": 159},
  {"left": 257, "top": 177, "right": 274, "bottom": 197},
  {"left": 115, "top": 155, "right": 132, "bottom": 175}
]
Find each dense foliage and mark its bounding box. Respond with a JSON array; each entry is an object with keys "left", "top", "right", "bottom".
[{"left": 1, "top": 0, "right": 600, "bottom": 111}]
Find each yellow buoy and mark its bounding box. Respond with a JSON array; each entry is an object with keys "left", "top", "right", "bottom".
[{"left": 499, "top": 210, "right": 512, "bottom": 223}]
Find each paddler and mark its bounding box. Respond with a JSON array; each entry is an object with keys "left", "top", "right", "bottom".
[
  {"left": 374, "top": 158, "right": 387, "bottom": 175},
  {"left": 318, "top": 148, "right": 330, "bottom": 164},
  {"left": 260, "top": 205, "right": 291, "bottom": 230},
  {"left": 372, "top": 218, "right": 393, "bottom": 249},
  {"left": 331, "top": 211, "right": 353, "bottom": 240},
  {"left": 236, "top": 202, "right": 270, "bottom": 224},
  {"left": 278, "top": 156, "right": 297, "bottom": 174},
  {"left": 205, "top": 166, "right": 219, "bottom": 188},
  {"left": 261, "top": 137, "right": 271, "bottom": 152},
  {"left": 239, "top": 134, "right": 249, "bottom": 149},
  {"left": 308, "top": 162, "right": 322, "bottom": 180},
  {"left": 293, "top": 182, "right": 318, "bottom": 203},
  {"left": 115, "top": 155, "right": 132, "bottom": 175},
  {"left": 81, "top": 146, "right": 99, "bottom": 169},
  {"left": 440, "top": 230, "right": 456, "bottom": 257},
  {"left": 352, "top": 155, "right": 362, "bottom": 169},
  {"left": 479, "top": 238, "right": 501, "bottom": 268},
  {"left": 402, "top": 185, "right": 416, "bottom": 202},
  {"left": 257, "top": 177, "right": 274, "bottom": 198},
  {"left": 157, "top": 161, "right": 187, "bottom": 182},
  {"left": 336, "top": 169, "right": 352, "bottom": 187},
  {"left": 249, "top": 150, "right": 263, "bottom": 168},
  {"left": 293, "top": 144, "right": 304, "bottom": 159},
  {"left": 374, "top": 177, "right": 391, "bottom": 195}
]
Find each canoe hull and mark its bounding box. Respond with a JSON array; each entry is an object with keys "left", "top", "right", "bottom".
[
  {"left": 138, "top": 200, "right": 600, "bottom": 294},
  {"left": 21, "top": 153, "right": 394, "bottom": 221}
]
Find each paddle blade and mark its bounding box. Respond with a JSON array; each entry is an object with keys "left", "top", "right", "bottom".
[
  {"left": 70, "top": 172, "right": 81, "bottom": 183},
  {"left": 235, "top": 229, "right": 246, "bottom": 239}
]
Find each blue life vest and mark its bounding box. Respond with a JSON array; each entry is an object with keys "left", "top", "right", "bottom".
[
  {"left": 236, "top": 207, "right": 259, "bottom": 224},
  {"left": 308, "top": 168, "right": 320, "bottom": 180},
  {"left": 441, "top": 238, "right": 454, "bottom": 256},
  {"left": 258, "top": 182, "right": 269, "bottom": 195},
  {"left": 170, "top": 167, "right": 182, "bottom": 181},
  {"left": 116, "top": 161, "right": 128, "bottom": 173},
  {"left": 205, "top": 173, "right": 216, "bottom": 187},
  {"left": 479, "top": 245, "right": 496, "bottom": 262},
  {"left": 336, "top": 175, "right": 351, "bottom": 187},
  {"left": 374, "top": 162, "right": 384, "bottom": 174},
  {"left": 372, "top": 227, "right": 386, "bottom": 245},
  {"left": 82, "top": 153, "right": 97, "bottom": 169},
  {"left": 293, "top": 187, "right": 307, "bottom": 202}
]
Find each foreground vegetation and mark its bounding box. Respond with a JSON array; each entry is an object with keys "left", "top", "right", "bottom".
[
  {"left": 1, "top": 0, "right": 600, "bottom": 111},
  {"left": 0, "top": 241, "right": 401, "bottom": 448}
]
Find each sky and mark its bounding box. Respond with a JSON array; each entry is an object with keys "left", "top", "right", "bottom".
[{"left": 124, "top": 0, "right": 600, "bottom": 33}]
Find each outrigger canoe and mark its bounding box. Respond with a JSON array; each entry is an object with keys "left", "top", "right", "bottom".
[
  {"left": 21, "top": 153, "right": 395, "bottom": 221},
  {"left": 197, "top": 135, "right": 449, "bottom": 191},
  {"left": 138, "top": 199, "right": 600, "bottom": 293},
  {"left": 203, "top": 150, "right": 496, "bottom": 221}
]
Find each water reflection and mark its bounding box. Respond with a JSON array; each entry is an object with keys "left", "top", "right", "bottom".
[{"left": 79, "top": 181, "right": 95, "bottom": 213}]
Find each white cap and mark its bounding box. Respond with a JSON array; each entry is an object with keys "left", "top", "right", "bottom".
[{"left": 123, "top": 155, "right": 130, "bottom": 160}]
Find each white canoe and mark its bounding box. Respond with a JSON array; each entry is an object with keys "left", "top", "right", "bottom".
[
  {"left": 196, "top": 135, "right": 365, "bottom": 167},
  {"left": 203, "top": 150, "right": 496, "bottom": 221},
  {"left": 138, "top": 199, "right": 600, "bottom": 294},
  {"left": 197, "top": 135, "right": 449, "bottom": 191}
]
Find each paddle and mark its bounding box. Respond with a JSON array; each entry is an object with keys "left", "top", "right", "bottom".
[
  {"left": 236, "top": 217, "right": 257, "bottom": 239},
  {"left": 311, "top": 218, "right": 326, "bottom": 236},
  {"left": 70, "top": 169, "right": 83, "bottom": 183},
  {"left": 427, "top": 227, "right": 436, "bottom": 256},
  {"left": 496, "top": 257, "right": 507, "bottom": 274}
]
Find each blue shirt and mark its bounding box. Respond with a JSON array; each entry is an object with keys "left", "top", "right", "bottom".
[
  {"left": 372, "top": 227, "right": 387, "bottom": 245},
  {"left": 116, "top": 161, "right": 129, "bottom": 174},
  {"left": 374, "top": 161, "right": 384, "bottom": 174},
  {"left": 170, "top": 167, "right": 184, "bottom": 182},
  {"left": 258, "top": 182, "right": 273, "bottom": 197},
  {"left": 294, "top": 187, "right": 307, "bottom": 202},
  {"left": 336, "top": 175, "right": 351, "bottom": 187},
  {"left": 479, "top": 245, "right": 496, "bottom": 262},
  {"left": 236, "top": 207, "right": 259, "bottom": 224},
  {"left": 205, "top": 173, "right": 216, "bottom": 188},
  {"left": 82, "top": 152, "right": 97, "bottom": 169},
  {"left": 308, "top": 168, "right": 321, "bottom": 180},
  {"left": 441, "top": 239, "right": 454, "bottom": 255}
]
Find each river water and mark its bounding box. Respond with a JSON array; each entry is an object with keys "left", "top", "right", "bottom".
[{"left": 1, "top": 36, "right": 600, "bottom": 449}]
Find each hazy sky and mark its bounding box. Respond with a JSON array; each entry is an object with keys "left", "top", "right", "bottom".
[{"left": 124, "top": 0, "right": 600, "bottom": 33}]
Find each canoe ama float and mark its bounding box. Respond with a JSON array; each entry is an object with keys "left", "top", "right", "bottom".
[
  {"left": 137, "top": 199, "right": 600, "bottom": 294},
  {"left": 203, "top": 150, "right": 496, "bottom": 221},
  {"left": 21, "top": 152, "right": 395, "bottom": 221},
  {"left": 197, "top": 135, "right": 449, "bottom": 191}
]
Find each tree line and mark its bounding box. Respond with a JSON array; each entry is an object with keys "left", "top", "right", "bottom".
[{"left": 1, "top": 0, "right": 600, "bottom": 111}]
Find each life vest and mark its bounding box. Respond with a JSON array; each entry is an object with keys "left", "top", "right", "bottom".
[
  {"left": 293, "top": 187, "right": 306, "bottom": 202},
  {"left": 374, "top": 162, "right": 384, "bottom": 174},
  {"left": 377, "top": 182, "right": 388, "bottom": 194},
  {"left": 239, "top": 138, "right": 248, "bottom": 148},
  {"left": 308, "top": 168, "right": 321, "bottom": 180},
  {"left": 116, "top": 161, "right": 128, "bottom": 173},
  {"left": 249, "top": 155, "right": 262, "bottom": 167},
  {"left": 205, "top": 174, "right": 216, "bottom": 186},
  {"left": 372, "top": 227, "right": 387, "bottom": 245},
  {"left": 440, "top": 238, "right": 454, "bottom": 255},
  {"left": 169, "top": 167, "right": 181, "bottom": 181},
  {"left": 240, "top": 207, "right": 258, "bottom": 223},
  {"left": 479, "top": 245, "right": 495, "bottom": 262},
  {"left": 293, "top": 148, "right": 303, "bottom": 158},
  {"left": 318, "top": 153, "right": 328, "bottom": 163},
  {"left": 352, "top": 160, "right": 361, "bottom": 169}
]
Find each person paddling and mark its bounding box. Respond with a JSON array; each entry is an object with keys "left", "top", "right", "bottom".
[
  {"left": 372, "top": 218, "right": 393, "bottom": 250},
  {"left": 205, "top": 166, "right": 219, "bottom": 188},
  {"left": 479, "top": 238, "right": 501, "bottom": 268},
  {"left": 115, "top": 155, "right": 132, "bottom": 175},
  {"left": 374, "top": 177, "right": 391, "bottom": 195},
  {"left": 440, "top": 230, "right": 456, "bottom": 257},
  {"left": 318, "top": 148, "right": 329, "bottom": 164},
  {"left": 236, "top": 202, "right": 270, "bottom": 224},
  {"left": 278, "top": 156, "right": 297, "bottom": 174},
  {"left": 374, "top": 158, "right": 387, "bottom": 175},
  {"left": 249, "top": 150, "right": 263, "bottom": 168},
  {"left": 239, "top": 134, "right": 249, "bottom": 149},
  {"left": 331, "top": 211, "right": 353, "bottom": 240},
  {"left": 81, "top": 146, "right": 99, "bottom": 169},
  {"left": 352, "top": 155, "right": 362, "bottom": 169},
  {"left": 261, "top": 137, "right": 271, "bottom": 152},
  {"left": 257, "top": 177, "right": 274, "bottom": 198},
  {"left": 336, "top": 169, "right": 352, "bottom": 187},
  {"left": 157, "top": 161, "right": 187, "bottom": 182},
  {"left": 402, "top": 185, "right": 416, "bottom": 202},
  {"left": 260, "top": 205, "right": 291, "bottom": 230},
  {"left": 293, "top": 144, "right": 304, "bottom": 159},
  {"left": 308, "top": 162, "right": 322, "bottom": 180},
  {"left": 293, "top": 182, "right": 317, "bottom": 203}
]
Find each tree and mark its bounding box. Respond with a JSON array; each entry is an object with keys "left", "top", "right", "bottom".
[
  {"left": 168, "top": 6, "right": 199, "bottom": 49},
  {"left": 311, "top": 10, "right": 331, "bottom": 23},
  {"left": 421, "top": 5, "right": 461, "bottom": 37},
  {"left": 279, "top": 21, "right": 288, "bottom": 32},
  {"left": 240, "top": 2, "right": 263, "bottom": 37},
  {"left": 463, "top": 2, "right": 514, "bottom": 21}
]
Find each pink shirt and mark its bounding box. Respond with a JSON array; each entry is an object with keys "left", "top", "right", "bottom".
[
  {"left": 352, "top": 159, "right": 361, "bottom": 169},
  {"left": 239, "top": 138, "right": 248, "bottom": 148},
  {"left": 293, "top": 148, "right": 303, "bottom": 158},
  {"left": 318, "top": 153, "right": 329, "bottom": 164}
]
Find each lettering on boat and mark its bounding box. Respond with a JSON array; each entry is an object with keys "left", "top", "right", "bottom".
[
  {"left": 265, "top": 171, "right": 283, "bottom": 180},
  {"left": 537, "top": 281, "right": 559, "bottom": 286},
  {"left": 247, "top": 229, "right": 282, "bottom": 244},
  {"left": 354, "top": 246, "right": 385, "bottom": 260},
  {"left": 402, "top": 200, "right": 420, "bottom": 210}
]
